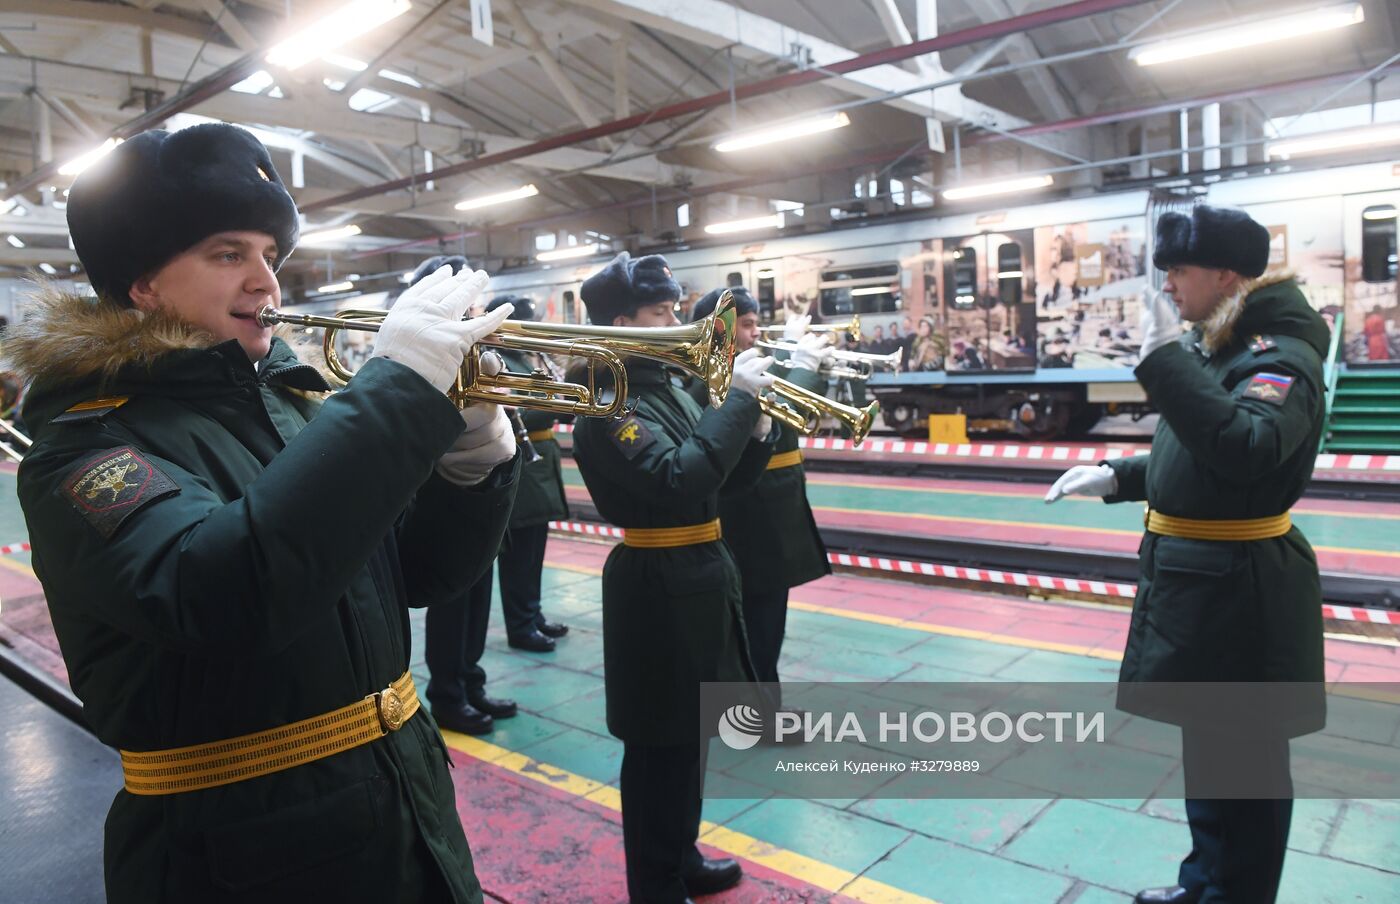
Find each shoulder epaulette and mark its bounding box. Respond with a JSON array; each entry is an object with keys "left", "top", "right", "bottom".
[
  {"left": 1248, "top": 335, "right": 1277, "bottom": 355},
  {"left": 51, "top": 396, "right": 129, "bottom": 425}
]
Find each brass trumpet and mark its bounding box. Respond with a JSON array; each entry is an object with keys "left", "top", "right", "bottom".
[
  {"left": 0, "top": 414, "right": 30, "bottom": 464},
  {"left": 255, "top": 295, "right": 738, "bottom": 418},
  {"left": 761, "top": 379, "right": 880, "bottom": 447},
  {"left": 758, "top": 314, "right": 861, "bottom": 344},
  {"left": 755, "top": 339, "right": 903, "bottom": 376}
]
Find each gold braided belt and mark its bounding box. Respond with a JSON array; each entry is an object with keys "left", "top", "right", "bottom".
[
  {"left": 765, "top": 450, "right": 804, "bottom": 470},
  {"left": 622, "top": 519, "right": 722, "bottom": 549},
  {"left": 120, "top": 671, "right": 420, "bottom": 796},
  {"left": 1145, "top": 508, "right": 1292, "bottom": 542},
  {"left": 526, "top": 429, "right": 557, "bottom": 443}
]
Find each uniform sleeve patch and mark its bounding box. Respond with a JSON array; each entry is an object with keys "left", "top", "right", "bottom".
[
  {"left": 60, "top": 447, "right": 179, "bottom": 539},
  {"left": 1242, "top": 372, "right": 1294, "bottom": 406},
  {"left": 609, "top": 416, "right": 656, "bottom": 460}
]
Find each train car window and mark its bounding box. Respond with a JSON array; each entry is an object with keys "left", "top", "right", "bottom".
[
  {"left": 946, "top": 247, "right": 978, "bottom": 309},
  {"left": 818, "top": 263, "right": 901, "bottom": 315},
  {"left": 1362, "top": 205, "right": 1398, "bottom": 283},
  {"left": 997, "top": 242, "right": 1024, "bottom": 306},
  {"left": 756, "top": 275, "right": 776, "bottom": 321}
]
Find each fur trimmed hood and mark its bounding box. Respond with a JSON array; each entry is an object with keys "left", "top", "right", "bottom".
[
  {"left": 3, "top": 284, "right": 216, "bottom": 387},
  {"left": 1198, "top": 269, "right": 1306, "bottom": 355}
]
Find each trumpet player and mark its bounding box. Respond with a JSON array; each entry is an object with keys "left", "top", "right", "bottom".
[
  {"left": 571, "top": 252, "right": 778, "bottom": 904},
  {"left": 685, "top": 289, "right": 832, "bottom": 709},
  {"left": 7, "top": 124, "right": 519, "bottom": 903}
]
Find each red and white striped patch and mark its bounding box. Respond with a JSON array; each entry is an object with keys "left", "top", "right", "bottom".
[
  {"left": 1320, "top": 604, "right": 1400, "bottom": 626},
  {"left": 0, "top": 541, "right": 31, "bottom": 557},
  {"left": 825, "top": 550, "right": 1139, "bottom": 599}
]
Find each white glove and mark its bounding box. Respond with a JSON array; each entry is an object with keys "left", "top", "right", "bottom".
[
  {"left": 371, "top": 265, "right": 513, "bottom": 394},
  {"left": 1138, "top": 288, "right": 1182, "bottom": 361},
  {"left": 435, "top": 403, "right": 515, "bottom": 486},
  {"left": 789, "top": 332, "right": 833, "bottom": 372},
  {"left": 782, "top": 313, "right": 811, "bottom": 343},
  {"left": 731, "top": 347, "right": 776, "bottom": 397},
  {"left": 1044, "top": 464, "right": 1118, "bottom": 504},
  {"left": 752, "top": 412, "right": 773, "bottom": 439}
]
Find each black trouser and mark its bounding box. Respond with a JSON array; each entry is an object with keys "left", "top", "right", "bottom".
[
  {"left": 620, "top": 742, "right": 706, "bottom": 904},
  {"left": 1178, "top": 728, "right": 1293, "bottom": 904},
  {"left": 424, "top": 570, "right": 492, "bottom": 709},
  {"left": 498, "top": 523, "right": 550, "bottom": 640},
  {"left": 741, "top": 584, "right": 789, "bottom": 711}
]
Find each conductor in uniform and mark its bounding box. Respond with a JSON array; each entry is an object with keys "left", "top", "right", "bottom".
[
  {"left": 8, "top": 124, "right": 520, "bottom": 902},
  {"left": 1047, "top": 205, "right": 1328, "bottom": 904},
  {"left": 685, "top": 288, "right": 832, "bottom": 703},
  {"left": 571, "top": 252, "right": 779, "bottom": 904}
]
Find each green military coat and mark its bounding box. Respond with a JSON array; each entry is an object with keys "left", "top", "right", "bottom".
[
  {"left": 499, "top": 348, "right": 568, "bottom": 529},
  {"left": 10, "top": 292, "right": 517, "bottom": 903},
  {"left": 682, "top": 363, "right": 830, "bottom": 593},
  {"left": 1104, "top": 275, "right": 1328, "bottom": 736},
  {"left": 572, "top": 362, "right": 773, "bottom": 745}
]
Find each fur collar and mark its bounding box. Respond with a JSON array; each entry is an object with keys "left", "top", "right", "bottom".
[
  {"left": 2, "top": 284, "right": 215, "bottom": 386},
  {"left": 1198, "top": 269, "right": 1295, "bottom": 355}
]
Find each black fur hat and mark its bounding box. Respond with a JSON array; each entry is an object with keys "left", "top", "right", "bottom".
[
  {"left": 409, "top": 254, "right": 468, "bottom": 287},
  {"left": 1153, "top": 205, "right": 1270, "bottom": 279},
  {"left": 690, "top": 286, "right": 757, "bottom": 322},
  {"left": 579, "top": 251, "right": 680, "bottom": 324},
  {"left": 66, "top": 123, "right": 299, "bottom": 305},
  {"left": 486, "top": 293, "right": 535, "bottom": 321}
]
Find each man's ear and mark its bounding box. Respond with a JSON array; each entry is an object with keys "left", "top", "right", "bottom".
[
  {"left": 613, "top": 314, "right": 630, "bottom": 327},
  {"left": 1218, "top": 269, "right": 1244, "bottom": 296},
  {"left": 127, "top": 274, "right": 159, "bottom": 312}
]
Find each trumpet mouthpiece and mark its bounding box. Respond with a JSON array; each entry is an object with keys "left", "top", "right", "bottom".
[{"left": 255, "top": 305, "right": 280, "bottom": 327}]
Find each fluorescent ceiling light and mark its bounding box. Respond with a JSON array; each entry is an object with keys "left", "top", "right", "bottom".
[
  {"left": 58, "top": 138, "right": 122, "bottom": 176},
  {"left": 348, "top": 88, "right": 395, "bottom": 112},
  {"left": 849, "top": 286, "right": 893, "bottom": 296},
  {"left": 1363, "top": 207, "right": 1398, "bottom": 221},
  {"left": 266, "top": 0, "right": 412, "bottom": 70},
  {"left": 1266, "top": 123, "right": 1400, "bottom": 159},
  {"left": 378, "top": 69, "right": 421, "bottom": 87},
  {"left": 231, "top": 70, "right": 276, "bottom": 94},
  {"left": 455, "top": 184, "right": 539, "bottom": 211},
  {"left": 38, "top": 262, "right": 57, "bottom": 275},
  {"left": 317, "top": 281, "right": 355, "bottom": 294},
  {"left": 0, "top": 199, "right": 16, "bottom": 216},
  {"left": 1128, "top": 3, "right": 1364, "bottom": 67},
  {"left": 300, "top": 224, "right": 362, "bottom": 245},
  {"left": 323, "top": 54, "right": 369, "bottom": 71},
  {"left": 713, "top": 112, "right": 851, "bottom": 153},
  {"left": 537, "top": 243, "right": 599, "bottom": 262},
  {"left": 942, "top": 174, "right": 1053, "bottom": 201},
  {"left": 6, "top": 234, "right": 23, "bottom": 248},
  {"left": 703, "top": 213, "right": 784, "bottom": 235}
]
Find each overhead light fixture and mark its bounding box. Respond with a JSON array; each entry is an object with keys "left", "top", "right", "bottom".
[
  {"left": 703, "top": 213, "right": 784, "bottom": 235},
  {"left": 1266, "top": 123, "right": 1400, "bottom": 159},
  {"left": 942, "top": 174, "right": 1053, "bottom": 202},
  {"left": 537, "top": 243, "right": 599, "bottom": 262},
  {"left": 848, "top": 286, "right": 893, "bottom": 296},
  {"left": 266, "top": 0, "right": 412, "bottom": 70},
  {"left": 6, "top": 234, "right": 23, "bottom": 248},
  {"left": 230, "top": 70, "right": 276, "bottom": 94},
  {"left": 317, "top": 281, "right": 355, "bottom": 294},
  {"left": 300, "top": 224, "right": 362, "bottom": 245},
  {"left": 0, "top": 198, "right": 16, "bottom": 216},
  {"left": 58, "top": 138, "right": 122, "bottom": 176},
  {"left": 455, "top": 184, "right": 539, "bottom": 211},
  {"left": 713, "top": 112, "right": 851, "bottom": 153},
  {"left": 37, "top": 263, "right": 57, "bottom": 275},
  {"left": 1128, "top": 3, "right": 1364, "bottom": 67},
  {"left": 378, "top": 69, "right": 421, "bottom": 87}
]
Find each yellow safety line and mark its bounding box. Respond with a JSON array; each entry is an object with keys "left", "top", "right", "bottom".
[
  {"left": 439, "top": 732, "right": 942, "bottom": 904},
  {"left": 0, "top": 556, "right": 36, "bottom": 579}
]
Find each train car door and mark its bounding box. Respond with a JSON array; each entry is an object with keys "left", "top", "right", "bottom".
[
  {"left": 1344, "top": 190, "right": 1400, "bottom": 364},
  {"left": 942, "top": 231, "right": 1036, "bottom": 371},
  {"left": 749, "top": 259, "right": 783, "bottom": 324}
]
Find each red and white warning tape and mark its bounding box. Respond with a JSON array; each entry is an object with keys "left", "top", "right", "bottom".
[
  {"left": 0, "top": 541, "right": 31, "bottom": 557},
  {"left": 550, "top": 424, "right": 1397, "bottom": 475},
  {"left": 545, "top": 520, "right": 1398, "bottom": 626},
  {"left": 826, "top": 550, "right": 1138, "bottom": 598}
]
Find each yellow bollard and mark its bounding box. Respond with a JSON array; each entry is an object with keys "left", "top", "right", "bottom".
[{"left": 927, "top": 413, "right": 969, "bottom": 444}]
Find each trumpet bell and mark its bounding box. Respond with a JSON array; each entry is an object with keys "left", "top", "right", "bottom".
[{"left": 761, "top": 377, "right": 880, "bottom": 447}]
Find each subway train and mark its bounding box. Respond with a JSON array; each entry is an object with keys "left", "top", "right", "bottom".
[{"left": 484, "top": 159, "right": 1399, "bottom": 439}]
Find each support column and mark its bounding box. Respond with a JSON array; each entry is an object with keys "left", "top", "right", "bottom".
[{"left": 1202, "top": 102, "right": 1221, "bottom": 171}]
